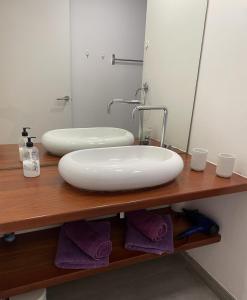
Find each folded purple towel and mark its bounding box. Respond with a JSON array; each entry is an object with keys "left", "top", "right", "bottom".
[
  {"left": 55, "top": 227, "right": 109, "bottom": 269},
  {"left": 126, "top": 210, "right": 167, "bottom": 241},
  {"left": 125, "top": 215, "right": 174, "bottom": 255},
  {"left": 64, "top": 220, "right": 112, "bottom": 260}
]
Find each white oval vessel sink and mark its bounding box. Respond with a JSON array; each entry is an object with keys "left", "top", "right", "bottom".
[
  {"left": 58, "top": 146, "right": 184, "bottom": 192},
  {"left": 41, "top": 127, "right": 134, "bottom": 156}
]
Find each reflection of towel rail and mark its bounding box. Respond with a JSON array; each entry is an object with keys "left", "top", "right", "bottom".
[{"left": 111, "top": 54, "right": 143, "bottom": 65}]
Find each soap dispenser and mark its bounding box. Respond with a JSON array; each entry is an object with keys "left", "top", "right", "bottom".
[
  {"left": 23, "top": 137, "right": 40, "bottom": 177},
  {"left": 19, "top": 127, "right": 31, "bottom": 161}
]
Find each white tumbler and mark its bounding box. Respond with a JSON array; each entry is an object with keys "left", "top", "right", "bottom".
[
  {"left": 10, "top": 289, "right": 46, "bottom": 300},
  {"left": 190, "top": 148, "right": 208, "bottom": 172},
  {"left": 216, "top": 153, "right": 236, "bottom": 178}
]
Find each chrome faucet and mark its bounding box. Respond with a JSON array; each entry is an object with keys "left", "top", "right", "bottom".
[
  {"left": 107, "top": 83, "right": 149, "bottom": 141},
  {"left": 132, "top": 105, "right": 168, "bottom": 147},
  {"left": 107, "top": 99, "right": 141, "bottom": 114},
  {"left": 135, "top": 82, "right": 149, "bottom": 97}
]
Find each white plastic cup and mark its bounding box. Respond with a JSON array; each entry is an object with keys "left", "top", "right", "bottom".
[
  {"left": 10, "top": 289, "right": 46, "bottom": 300},
  {"left": 216, "top": 153, "right": 236, "bottom": 178},
  {"left": 190, "top": 148, "right": 208, "bottom": 172},
  {"left": 171, "top": 202, "right": 187, "bottom": 212}
]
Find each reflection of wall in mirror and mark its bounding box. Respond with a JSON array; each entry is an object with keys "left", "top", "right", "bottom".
[
  {"left": 0, "top": 0, "right": 147, "bottom": 144},
  {"left": 142, "top": 0, "right": 208, "bottom": 151},
  {"left": 0, "top": 0, "right": 72, "bottom": 144},
  {"left": 70, "top": 0, "right": 147, "bottom": 137}
]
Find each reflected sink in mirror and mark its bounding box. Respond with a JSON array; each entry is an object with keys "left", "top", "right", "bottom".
[
  {"left": 41, "top": 127, "right": 134, "bottom": 156},
  {"left": 58, "top": 146, "right": 184, "bottom": 192}
]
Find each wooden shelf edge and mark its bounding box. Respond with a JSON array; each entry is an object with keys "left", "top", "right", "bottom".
[
  {"left": 1, "top": 180, "right": 245, "bottom": 234},
  {"left": 0, "top": 210, "right": 221, "bottom": 298},
  {"left": 2, "top": 236, "right": 221, "bottom": 298}
]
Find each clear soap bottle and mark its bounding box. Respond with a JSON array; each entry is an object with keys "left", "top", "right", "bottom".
[
  {"left": 23, "top": 137, "right": 40, "bottom": 178},
  {"left": 19, "top": 127, "right": 31, "bottom": 161}
]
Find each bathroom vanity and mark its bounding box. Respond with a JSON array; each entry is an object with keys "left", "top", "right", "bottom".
[
  {"left": 0, "top": 0, "right": 245, "bottom": 299},
  {"left": 0, "top": 151, "right": 247, "bottom": 298}
]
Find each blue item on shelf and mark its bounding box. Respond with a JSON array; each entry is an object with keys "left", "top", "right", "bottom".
[{"left": 176, "top": 209, "right": 219, "bottom": 240}]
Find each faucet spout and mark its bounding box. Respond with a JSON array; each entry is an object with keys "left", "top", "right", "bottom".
[
  {"left": 107, "top": 99, "right": 141, "bottom": 114},
  {"left": 132, "top": 105, "right": 168, "bottom": 147}
]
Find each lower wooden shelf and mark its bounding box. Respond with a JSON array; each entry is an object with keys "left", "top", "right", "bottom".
[{"left": 0, "top": 210, "right": 221, "bottom": 298}]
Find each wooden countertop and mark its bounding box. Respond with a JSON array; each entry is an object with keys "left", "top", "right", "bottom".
[
  {"left": 0, "top": 143, "right": 59, "bottom": 170},
  {"left": 1, "top": 153, "right": 247, "bottom": 234}
]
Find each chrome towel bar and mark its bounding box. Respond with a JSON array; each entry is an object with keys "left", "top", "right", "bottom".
[{"left": 111, "top": 54, "right": 143, "bottom": 65}]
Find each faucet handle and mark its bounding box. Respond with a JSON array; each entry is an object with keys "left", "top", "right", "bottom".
[{"left": 135, "top": 82, "right": 149, "bottom": 97}]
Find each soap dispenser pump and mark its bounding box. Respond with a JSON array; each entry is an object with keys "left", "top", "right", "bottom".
[
  {"left": 19, "top": 127, "right": 31, "bottom": 161},
  {"left": 23, "top": 137, "right": 40, "bottom": 178}
]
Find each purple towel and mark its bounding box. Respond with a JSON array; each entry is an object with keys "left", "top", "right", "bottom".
[
  {"left": 64, "top": 220, "right": 112, "bottom": 260},
  {"left": 55, "top": 227, "right": 109, "bottom": 269},
  {"left": 126, "top": 210, "right": 167, "bottom": 241},
  {"left": 125, "top": 215, "right": 174, "bottom": 255}
]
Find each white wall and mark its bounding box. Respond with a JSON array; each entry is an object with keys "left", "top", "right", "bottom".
[
  {"left": 187, "top": 0, "right": 247, "bottom": 299},
  {"left": 70, "top": 0, "right": 147, "bottom": 135},
  {"left": 0, "top": 0, "right": 72, "bottom": 143},
  {"left": 142, "top": 0, "right": 207, "bottom": 150}
]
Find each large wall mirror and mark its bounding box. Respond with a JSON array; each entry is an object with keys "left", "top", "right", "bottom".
[{"left": 0, "top": 0, "right": 208, "bottom": 169}]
